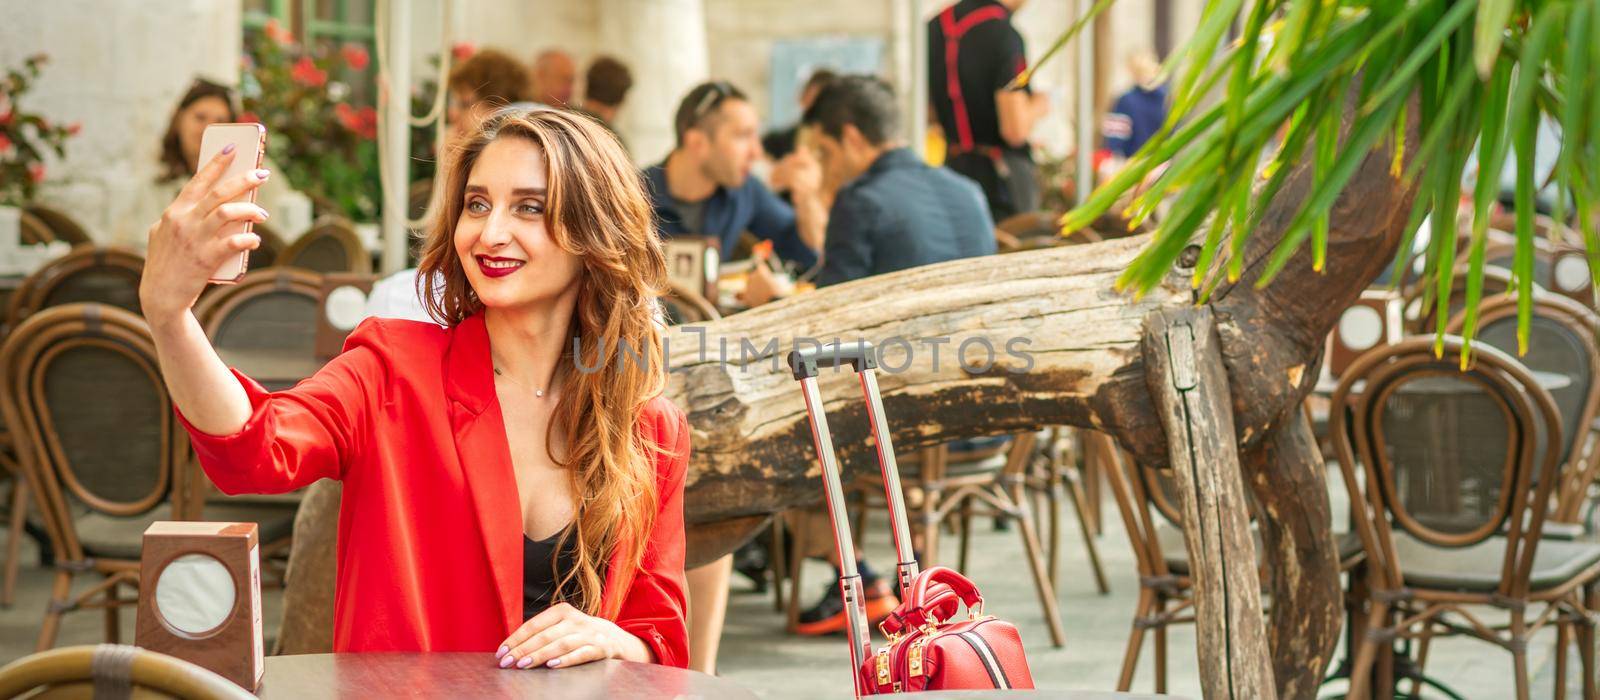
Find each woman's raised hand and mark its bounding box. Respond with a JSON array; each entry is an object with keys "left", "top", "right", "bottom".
[{"left": 139, "top": 146, "right": 270, "bottom": 324}]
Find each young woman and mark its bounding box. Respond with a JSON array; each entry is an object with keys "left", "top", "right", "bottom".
[{"left": 139, "top": 108, "right": 690, "bottom": 669}]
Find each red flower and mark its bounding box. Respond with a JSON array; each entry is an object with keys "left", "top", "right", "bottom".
[
  {"left": 356, "top": 106, "right": 378, "bottom": 140},
  {"left": 341, "top": 44, "right": 370, "bottom": 71},
  {"left": 0, "top": 133, "right": 12, "bottom": 155},
  {"left": 28, "top": 163, "right": 45, "bottom": 183},
  {"left": 264, "top": 19, "right": 294, "bottom": 46},
  {"left": 239, "top": 111, "right": 260, "bottom": 124},
  {"left": 290, "top": 56, "right": 327, "bottom": 88},
  {"left": 451, "top": 42, "right": 476, "bottom": 62},
  {"left": 0, "top": 110, "right": 11, "bottom": 126},
  {"left": 65, "top": 122, "right": 81, "bottom": 136}
]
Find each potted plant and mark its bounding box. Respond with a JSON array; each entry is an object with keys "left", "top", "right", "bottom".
[
  {"left": 240, "top": 20, "right": 381, "bottom": 243},
  {"left": 0, "top": 53, "right": 79, "bottom": 269}
]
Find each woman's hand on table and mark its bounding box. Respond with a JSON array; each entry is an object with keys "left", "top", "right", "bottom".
[
  {"left": 140, "top": 145, "right": 269, "bottom": 325},
  {"left": 495, "top": 602, "right": 651, "bottom": 670}
]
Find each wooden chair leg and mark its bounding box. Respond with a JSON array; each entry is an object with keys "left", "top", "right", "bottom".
[
  {"left": 1582, "top": 584, "right": 1598, "bottom": 700},
  {"left": 1411, "top": 620, "right": 1436, "bottom": 698},
  {"left": 1347, "top": 602, "right": 1388, "bottom": 700},
  {"left": 770, "top": 516, "right": 786, "bottom": 613},
  {"left": 104, "top": 579, "right": 120, "bottom": 644},
  {"left": 3, "top": 478, "right": 26, "bottom": 608},
  {"left": 1512, "top": 609, "right": 1531, "bottom": 700},
  {"left": 1152, "top": 595, "right": 1168, "bottom": 695},
  {"left": 1064, "top": 471, "right": 1110, "bottom": 595},
  {"left": 1014, "top": 493, "right": 1065, "bottom": 648},
  {"left": 37, "top": 568, "right": 72, "bottom": 651},
  {"left": 1117, "top": 588, "right": 1152, "bottom": 692},
  {"left": 1558, "top": 621, "right": 1572, "bottom": 700},
  {"left": 957, "top": 498, "right": 973, "bottom": 575},
  {"left": 1078, "top": 430, "right": 1103, "bottom": 535},
  {"left": 785, "top": 519, "right": 809, "bottom": 633}
]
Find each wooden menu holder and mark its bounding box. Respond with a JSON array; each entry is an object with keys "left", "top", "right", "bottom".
[
  {"left": 664, "top": 236, "right": 721, "bottom": 304},
  {"left": 135, "top": 521, "right": 264, "bottom": 692}
]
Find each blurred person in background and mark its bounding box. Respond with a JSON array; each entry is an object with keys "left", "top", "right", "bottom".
[
  {"left": 1097, "top": 51, "right": 1169, "bottom": 181},
  {"left": 645, "top": 81, "right": 824, "bottom": 270},
  {"left": 928, "top": 0, "right": 1048, "bottom": 222},
  {"left": 762, "top": 68, "right": 837, "bottom": 161},
  {"left": 531, "top": 49, "right": 578, "bottom": 108},
  {"left": 579, "top": 55, "right": 634, "bottom": 149},
  {"left": 134, "top": 78, "right": 291, "bottom": 245},
  {"left": 446, "top": 49, "right": 536, "bottom": 141}
]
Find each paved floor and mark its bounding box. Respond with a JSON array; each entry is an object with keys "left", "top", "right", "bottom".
[{"left": 0, "top": 470, "right": 1586, "bottom": 698}]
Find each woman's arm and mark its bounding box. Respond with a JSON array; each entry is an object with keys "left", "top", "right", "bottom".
[{"left": 140, "top": 147, "right": 270, "bottom": 436}]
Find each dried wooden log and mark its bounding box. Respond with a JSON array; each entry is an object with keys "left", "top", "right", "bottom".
[{"left": 1142, "top": 306, "right": 1275, "bottom": 699}]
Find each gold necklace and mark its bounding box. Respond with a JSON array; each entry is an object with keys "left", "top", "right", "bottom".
[{"left": 492, "top": 366, "right": 545, "bottom": 398}]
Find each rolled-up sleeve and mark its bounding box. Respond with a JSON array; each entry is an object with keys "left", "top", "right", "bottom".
[
  {"left": 614, "top": 403, "right": 692, "bottom": 668},
  {"left": 175, "top": 320, "right": 388, "bottom": 495}
]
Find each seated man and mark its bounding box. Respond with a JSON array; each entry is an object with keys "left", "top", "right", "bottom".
[
  {"left": 742, "top": 75, "right": 995, "bottom": 304},
  {"left": 644, "top": 81, "right": 824, "bottom": 271},
  {"left": 751, "top": 76, "right": 997, "bottom": 635}
]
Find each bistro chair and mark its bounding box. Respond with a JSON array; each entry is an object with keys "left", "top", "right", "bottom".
[
  {"left": 1333, "top": 336, "right": 1600, "bottom": 700},
  {"left": 0, "top": 304, "right": 296, "bottom": 650},
  {"left": 193, "top": 268, "right": 325, "bottom": 393},
  {"left": 1094, "top": 430, "right": 1363, "bottom": 694},
  {"left": 281, "top": 218, "right": 370, "bottom": 274},
  {"left": 661, "top": 283, "right": 722, "bottom": 325},
  {"left": 23, "top": 206, "right": 91, "bottom": 246},
  {"left": 4, "top": 245, "right": 143, "bottom": 334},
  {"left": 0, "top": 644, "right": 254, "bottom": 700},
  {"left": 18, "top": 210, "right": 55, "bottom": 245},
  {"left": 1448, "top": 295, "right": 1600, "bottom": 528},
  {"left": 249, "top": 221, "right": 288, "bottom": 269}
]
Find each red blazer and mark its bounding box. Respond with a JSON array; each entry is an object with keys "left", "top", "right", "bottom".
[{"left": 177, "top": 313, "right": 690, "bottom": 666}]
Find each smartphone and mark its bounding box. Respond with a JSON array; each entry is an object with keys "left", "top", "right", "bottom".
[{"left": 196, "top": 123, "right": 267, "bottom": 284}]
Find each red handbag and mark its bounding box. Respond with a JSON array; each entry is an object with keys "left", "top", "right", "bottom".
[
  {"left": 864, "top": 567, "right": 1034, "bottom": 693},
  {"left": 787, "top": 342, "right": 1036, "bottom": 696}
]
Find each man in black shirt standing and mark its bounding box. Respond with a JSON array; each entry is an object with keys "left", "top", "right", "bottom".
[{"left": 928, "top": 0, "right": 1050, "bottom": 222}]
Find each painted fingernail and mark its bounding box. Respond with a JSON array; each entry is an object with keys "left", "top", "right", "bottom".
[
  {"left": 498, "top": 654, "right": 514, "bottom": 668},
  {"left": 254, "top": 169, "right": 270, "bottom": 180},
  {"left": 516, "top": 657, "right": 536, "bottom": 669},
  {"left": 221, "top": 143, "right": 236, "bottom": 155},
  {"left": 547, "top": 658, "right": 562, "bottom": 668},
  {"left": 496, "top": 645, "right": 509, "bottom": 658}
]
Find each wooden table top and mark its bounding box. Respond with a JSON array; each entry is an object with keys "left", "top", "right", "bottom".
[{"left": 260, "top": 653, "right": 758, "bottom": 699}]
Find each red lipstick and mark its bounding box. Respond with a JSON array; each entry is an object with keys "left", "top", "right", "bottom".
[{"left": 476, "top": 255, "right": 525, "bottom": 278}]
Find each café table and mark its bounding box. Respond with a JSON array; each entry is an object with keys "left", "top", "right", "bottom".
[{"left": 259, "top": 653, "right": 759, "bottom": 699}]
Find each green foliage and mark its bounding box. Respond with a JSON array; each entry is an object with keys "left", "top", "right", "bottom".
[
  {"left": 241, "top": 20, "right": 380, "bottom": 222},
  {"left": 0, "top": 54, "right": 80, "bottom": 207},
  {"left": 1033, "top": 0, "right": 1600, "bottom": 364}
]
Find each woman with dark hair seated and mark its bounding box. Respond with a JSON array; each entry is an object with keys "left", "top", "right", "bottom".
[{"left": 138, "top": 108, "right": 691, "bottom": 667}]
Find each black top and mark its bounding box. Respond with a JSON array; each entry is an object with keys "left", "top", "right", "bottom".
[
  {"left": 816, "top": 149, "right": 996, "bottom": 287},
  {"left": 927, "top": 0, "right": 1031, "bottom": 158},
  {"left": 523, "top": 528, "right": 578, "bottom": 621}
]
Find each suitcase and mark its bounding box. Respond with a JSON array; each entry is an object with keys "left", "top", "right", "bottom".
[{"left": 786, "top": 341, "right": 1034, "bottom": 696}]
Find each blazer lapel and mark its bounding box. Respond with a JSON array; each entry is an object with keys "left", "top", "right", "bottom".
[{"left": 443, "top": 313, "right": 522, "bottom": 633}]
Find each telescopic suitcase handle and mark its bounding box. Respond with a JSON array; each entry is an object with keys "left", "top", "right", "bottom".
[{"left": 787, "top": 341, "right": 922, "bottom": 697}]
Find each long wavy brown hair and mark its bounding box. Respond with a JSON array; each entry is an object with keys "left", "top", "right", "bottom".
[{"left": 416, "top": 108, "right": 670, "bottom": 618}]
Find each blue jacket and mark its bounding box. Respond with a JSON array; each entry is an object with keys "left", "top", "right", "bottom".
[
  {"left": 643, "top": 162, "right": 818, "bottom": 268},
  {"left": 816, "top": 148, "right": 995, "bottom": 287}
]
